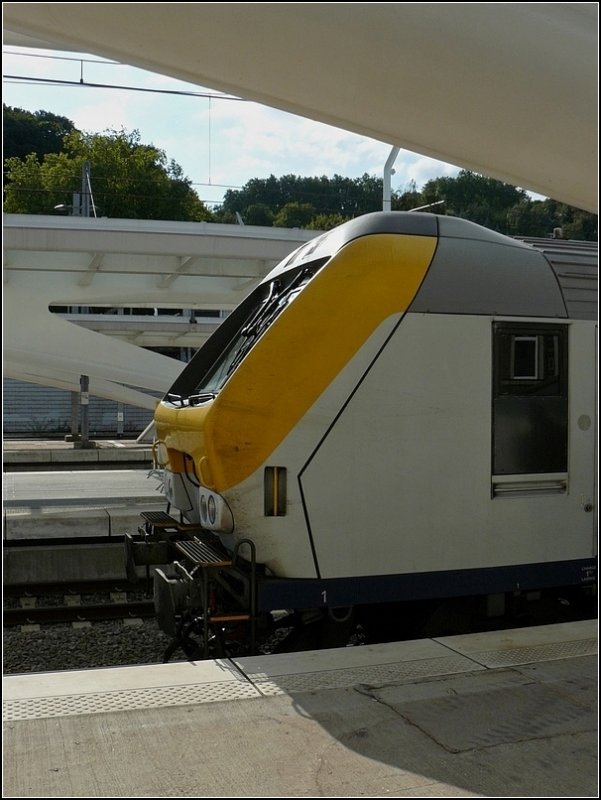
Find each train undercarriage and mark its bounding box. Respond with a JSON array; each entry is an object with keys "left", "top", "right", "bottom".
[{"left": 125, "top": 510, "right": 597, "bottom": 662}]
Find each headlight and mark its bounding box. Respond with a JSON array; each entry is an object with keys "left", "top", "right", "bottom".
[
  {"left": 198, "top": 488, "right": 233, "bottom": 533},
  {"left": 207, "top": 495, "right": 216, "bottom": 525}
]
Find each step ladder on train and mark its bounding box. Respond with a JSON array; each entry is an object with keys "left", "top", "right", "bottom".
[{"left": 125, "top": 510, "right": 258, "bottom": 660}]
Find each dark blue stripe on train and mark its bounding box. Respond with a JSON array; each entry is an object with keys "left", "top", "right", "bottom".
[{"left": 257, "top": 558, "right": 597, "bottom": 611}]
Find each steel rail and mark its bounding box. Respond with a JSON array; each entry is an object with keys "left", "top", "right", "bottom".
[{"left": 3, "top": 601, "right": 155, "bottom": 626}]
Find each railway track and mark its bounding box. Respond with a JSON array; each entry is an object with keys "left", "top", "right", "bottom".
[
  {"left": 3, "top": 579, "right": 155, "bottom": 627},
  {"left": 3, "top": 537, "right": 596, "bottom": 648},
  {"left": 3, "top": 534, "right": 158, "bottom": 632},
  {"left": 4, "top": 601, "right": 155, "bottom": 627}
]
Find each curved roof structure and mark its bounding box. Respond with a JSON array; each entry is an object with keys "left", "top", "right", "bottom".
[
  {"left": 3, "top": 214, "right": 316, "bottom": 408},
  {"left": 3, "top": 2, "right": 598, "bottom": 212},
  {"left": 2, "top": 3, "right": 597, "bottom": 413}
]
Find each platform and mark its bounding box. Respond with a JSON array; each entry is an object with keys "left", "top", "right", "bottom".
[
  {"left": 3, "top": 620, "right": 598, "bottom": 797},
  {"left": 3, "top": 466, "right": 165, "bottom": 541},
  {"left": 2, "top": 459, "right": 167, "bottom": 584},
  {"left": 3, "top": 438, "right": 153, "bottom": 468}
]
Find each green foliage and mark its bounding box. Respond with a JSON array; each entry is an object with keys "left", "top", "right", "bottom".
[
  {"left": 306, "top": 213, "right": 349, "bottom": 230},
  {"left": 216, "top": 169, "right": 596, "bottom": 238},
  {"left": 420, "top": 170, "right": 527, "bottom": 230},
  {"left": 3, "top": 105, "right": 75, "bottom": 162},
  {"left": 3, "top": 106, "right": 596, "bottom": 239},
  {"left": 415, "top": 170, "right": 596, "bottom": 240},
  {"left": 392, "top": 180, "right": 423, "bottom": 211},
  {"left": 273, "top": 202, "right": 316, "bottom": 228},
  {"left": 242, "top": 203, "right": 274, "bottom": 226},
  {"left": 4, "top": 126, "right": 213, "bottom": 221},
  {"left": 498, "top": 194, "right": 597, "bottom": 240},
  {"left": 216, "top": 172, "right": 385, "bottom": 225},
  {"left": 4, "top": 153, "right": 65, "bottom": 213}
]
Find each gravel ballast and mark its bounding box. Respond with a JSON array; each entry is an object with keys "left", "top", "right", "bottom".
[{"left": 3, "top": 619, "right": 180, "bottom": 674}]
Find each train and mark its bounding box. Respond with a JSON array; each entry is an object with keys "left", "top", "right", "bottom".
[{"left": 125, "top": 211, "right": 597, "bottom": 659}]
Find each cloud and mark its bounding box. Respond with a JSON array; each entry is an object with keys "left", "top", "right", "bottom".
[
  {"left": 183, "top": 100, "right": 458, "bottom": 199},
  {"left": 3, "top": 46, "right": 460, "bottom": 205},
  {"left": 69, "top": 92, "right": 135, "bottom": 134}
]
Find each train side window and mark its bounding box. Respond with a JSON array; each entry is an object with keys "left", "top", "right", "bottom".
[
  {"left": 495, "top": 327, "right": 564, "bottom": 397},
  {"left": 492, "top": 323, "right": 567, "bottom": 475},
  {"left": 511, "top": 336, "right": 538, "bottom": 379}
]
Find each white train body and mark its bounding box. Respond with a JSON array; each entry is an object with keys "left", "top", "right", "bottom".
[{"left": 154, "top": 212, "right": 597, "bottom": 613}]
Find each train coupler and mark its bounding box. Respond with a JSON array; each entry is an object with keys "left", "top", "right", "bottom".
[
  {"left": 124, "top": 509, "right": 204, "bottom": 583},
  {"left": 124, "top": 532, "right": 171, "bottom": 583}
]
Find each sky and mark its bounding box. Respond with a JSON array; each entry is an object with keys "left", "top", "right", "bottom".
[{"left": 2, "top": 46, "right": 462, "bottom": 209}]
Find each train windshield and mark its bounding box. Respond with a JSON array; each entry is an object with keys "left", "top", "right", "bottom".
[{"left": 165, "top": 260, "right": 325, "bottom": 405}]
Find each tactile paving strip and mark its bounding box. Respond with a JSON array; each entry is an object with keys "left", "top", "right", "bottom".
[
  {"left": 3, "top": 680, "right": 260, "bottom": 721},
  {"left": 246, "top": 654, "right": 483, "bottom": 696},
  {"left": 453, "top": 637, "right": 597, "bottom": 669}
]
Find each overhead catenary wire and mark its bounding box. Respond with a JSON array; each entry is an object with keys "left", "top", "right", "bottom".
[
  {"left": 3, "top": 74, "right": 247, "bottom": 101},
  {"left": 3, "top": 46, "right": 244, "bottom": 99},
  {"left": 3, "top": 50, "right": 249, "bottom": 204},
  {"left": 3, "top": 53, "right": 402, "bottom": 210}
]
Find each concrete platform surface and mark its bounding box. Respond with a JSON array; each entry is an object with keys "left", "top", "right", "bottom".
[
  {"left": 3, "top": 438, "right": 149, "bottom": 448},
  {"left": 3, "top": 438, "right": 153, "bottom": 466},
  {"left": 3, "top": 469, "right": 164, "bottom": 509},
  {"left": 3, "top": 621, "right": 598, "bottom": 798},
  {"left": 3, "top": 469, "right": 165, "bottom": 540}
]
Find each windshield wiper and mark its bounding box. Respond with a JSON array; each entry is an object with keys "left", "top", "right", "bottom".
[
  {"left": 187, "top": 392, "right": 216, "bottom": 405},
  {"left": 226, "top": 270, "right": 313, "bottom": 377},
  {"left": 165, "top": 391, "right": 215, "bottom": 407}
]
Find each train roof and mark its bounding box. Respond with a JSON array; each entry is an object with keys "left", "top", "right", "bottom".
[
  {"left": 274, "top": 212, "right": 598, "bottom": 321},
  {"left": 516, "top": 237, "right": 597, "bottom": 321},
  {"left": 281, "top": 211, "right": 594, "bottom": 263},
  {"left": 280, "top": 212, "right": 517, "bottom": 272}
]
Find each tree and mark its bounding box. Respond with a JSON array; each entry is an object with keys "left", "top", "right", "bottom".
[
  {"left": 506, "top": 199, "right": 557, "bottom": 238},
  {"left": 340, "top": 173, "right": 383, "bottom": 216},
  {"left": 3, "top": 153, "right": 72, "bottom": 214},
  {"left": 273, "top": 201, "right": 315, "bottom": 228},
  {"left": 393, "top": 180, "right": 424, "bottom": 211},
  {"left": 219, "top": 175, "right": 283, "bottom": 216},
  {"left": 4, "top": 106, "right": 596, "bottom": 237},
  {"left": 560, "top": 208, "right": 597, "bottom": 240},
  {"left": 213, "top": 169, "right": 596, "bottom": 238},
  {"left": 307, "top": 213, "right": 349, "bottom": 230},
  {"left": 215, "top": 172, "right": 385, "bottom": 225},
  {"left": 4, "top": 127, "right": 213, "bottom": 222},
  {"left": 421, "top": 170, "right": 528, "bottom": 231},
  {"left": 243, "top": 203, "right": 274, "bottom": 226},
  {"left": 3, "top": 105, "right": 75, "bottom": 162}
]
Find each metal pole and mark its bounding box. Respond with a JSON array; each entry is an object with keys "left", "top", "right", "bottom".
[
  {"left": 81, "top": 162, "right": 91, "bottom": 218},
  {"left": 117, "top": 402, "right": 124, "bottom": 439},
  {"left": 408, "top": 200, "right": 445, "bottom": 213},
  {"left": 71, "top": 191, "right": 81, "bottom": 216},
  {"left": 70, "top": 391, "right": 80, "bottom": 438},
  {"left": 383, "top": 146, "right": 400, "bottom": 211},
  {"left": 80, "top": 374, "right": 90, "bottom": 447}
]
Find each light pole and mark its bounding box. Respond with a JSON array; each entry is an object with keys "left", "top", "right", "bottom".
[
  {"left": 55, "top": 162, "right": 98, "bottom": 448},
  {"left": 54, "top": 162, "right": 97, "bottom": 217},
  {"left": 383, "top": 146, "right": 400, "bottom": 211},
  {"left": 77, "top": 374, "right": 92, "bottom": 449}
]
